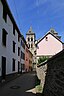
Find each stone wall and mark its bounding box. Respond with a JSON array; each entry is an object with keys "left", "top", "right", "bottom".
[
  {"left": 43, "top": 49, "right": 64, "bottom": 96},
  {"left": 36, "top": 62, "right": 47, "bottom": 89}
]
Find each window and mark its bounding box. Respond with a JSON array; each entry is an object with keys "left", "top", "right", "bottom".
[
  {"left": 31, "top": 37, "right": 33, "bottom": 41},
  {"left": 13, "top": 41, "right": 16, "bottom": 53},
  {"left": 23, "top": 42, "right": 25, "bottom": 49},
  {"left": 12, "top": 59, "right": 15, "bottom": 71},
  {"left": 2, "top": 56, "right": 6, "bottom": 79},
  {"left": 45, "top": 37, "right": 48, "bottom": 41},
  {"left": 31, "top": 43, "right": 33, "bottom": 48},
  {"left": 21, "top": 51, "right": 22, "bottom": 59},
  {"left": 28, "top": 43, "right": 30, "bottom": 48},
  {"left": 34, "top": 50, "right": 36, "bottom": 55},
  {"left": 21, "top": 40, "right": 22, "bottom": 45},
  {"left": 22, "top": 64, "right": 25, "bottom": 70},
  {"left": 3, "top": 4, "right": 7, "bottom": 22},
  {"left": 18, "top": 61, "right": 20, "bottom": 73},
  {"left": 18, "top": 34, "right": 20, "bottom": 42},
  {"left": 13, "top": 25, "right": 15, "bottom": 35},
  {"left": 21, "top": 40, "right": 25, "bottom": 49},
  {"left": 28, "top": 37, "right": 30, "bottom": 41},
  {"left": 2, "top": 29, "right": 7, "bottom": 46},
  {"left": 18, "top": 47, "right": 20, "bottom": 56},
  {"left": 21, "top": 51, "right": 25, "bottom": 60}
]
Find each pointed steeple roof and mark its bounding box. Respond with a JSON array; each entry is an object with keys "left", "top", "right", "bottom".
[
  {"left": 29, "top": 26, "right": 32, "bottom": 33},
  {"left": 26, "top": 26, "right": 35, "bottom": 35}
]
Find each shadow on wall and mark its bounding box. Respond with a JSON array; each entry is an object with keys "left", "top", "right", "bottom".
[{"left": 42, "top": 49, "right": 64, "bottom": 96}]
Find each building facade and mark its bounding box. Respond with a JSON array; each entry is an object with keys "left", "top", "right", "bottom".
[
  {"left": 28, "top": 50, "right": 33, "bottom": 71},
  {"left": 36, "top": 28, "right": 64, "bottom": 63},
  {"left": 25, "top": 45, "right": 29, "bottom": 72},
  {"left": 25, "top": 44, "right": 33, "bottom": 72},
  {"left": 20, "top": 36, "right": 25, "bottom": 73},
  {"left": 0, "top": 0, "right": 26, "bottom": 81}
]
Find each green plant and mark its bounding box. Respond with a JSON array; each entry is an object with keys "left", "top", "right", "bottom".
[{"left": 38, "top": 56, "right": 49, "bottom": 64}]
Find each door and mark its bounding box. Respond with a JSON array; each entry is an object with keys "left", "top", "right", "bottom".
[
  {"left": 2, "top": 56, "right": 6, "bottom": 79},
  {"left": 18, "top": 61, "right": 20, "bottom": 74}
]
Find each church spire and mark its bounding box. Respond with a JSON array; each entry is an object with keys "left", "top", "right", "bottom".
[
  {"left": 26, "top": 26, "right": 35, "bottom": 35},
  {"left": 29, "top": 26, "right": 32, "bottom": 33}
]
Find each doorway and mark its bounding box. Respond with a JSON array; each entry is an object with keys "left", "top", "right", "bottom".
[{"left": 2, "top": 56, "right": 6, "bottom": 79}]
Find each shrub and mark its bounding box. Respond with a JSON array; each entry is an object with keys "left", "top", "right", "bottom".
[{"left": 38, "top": 56, "right": 49, "bottom": 64}]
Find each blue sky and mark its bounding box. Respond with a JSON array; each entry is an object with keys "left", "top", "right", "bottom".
[{"left": 7, "top": 0, "right": 64, "bottom": 42}]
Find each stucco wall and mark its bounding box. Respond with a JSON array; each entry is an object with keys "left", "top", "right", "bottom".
[
  {"left": 37, "top": 34, "right": 63, "bottom": 56},
  {"left": 0, "top": 1, "right": 21, "bottom": 76},
  {"left": 25, "top": 46, "right": 29, "bottom": 72},
  {"left": 20, "top": 39, "right": 25, "bottom": 72}
]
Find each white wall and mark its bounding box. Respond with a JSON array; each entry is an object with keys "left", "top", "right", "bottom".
[
  {"left": 0, "top": 1, "right": 21, "bottom": 76},
  {"left": 20, "top": 39, "right": 25, "bottom": 72}
]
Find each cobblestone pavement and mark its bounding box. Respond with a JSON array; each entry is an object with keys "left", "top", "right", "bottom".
[{"left": 0, "top": 72, "right": 42, "bottom": 96}]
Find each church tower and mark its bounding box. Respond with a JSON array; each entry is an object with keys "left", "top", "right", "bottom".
[{"left": 26, "top": 26, "right": 36, "bottom": 69}]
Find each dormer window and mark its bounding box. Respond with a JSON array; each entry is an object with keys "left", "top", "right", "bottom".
[{"left": 45, "top": 37, "right": 48, "bottom": 41}]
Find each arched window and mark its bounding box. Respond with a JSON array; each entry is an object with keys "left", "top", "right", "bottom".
[
  {"left": 28, "top": 43, "right": 30, "bottom": 48},
  {"left": 31, "top": 37, "right": 33, "bottom": 41},
  {"left": 31, "top": 43, "right": 33, "bottom": 48},
  {"left": 28, "top": 37, "right": 30, "bottom": 41},
  {"left": 34, "top": 50, "right": 36, "bottom": 55}
]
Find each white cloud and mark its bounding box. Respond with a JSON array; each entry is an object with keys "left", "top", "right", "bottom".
[{"left": 36, "top": 0, "right": 47, "bottom": 7}]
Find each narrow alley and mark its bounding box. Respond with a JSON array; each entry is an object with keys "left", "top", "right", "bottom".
[{"left": 0, "top": 72, "right": 42, "bottom": 96}]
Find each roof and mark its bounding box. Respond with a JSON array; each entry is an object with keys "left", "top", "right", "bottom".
[
  {"left": 36, "top": 29, "right": 63, "bottom": 44},
  {"left": 26, "top": 26, "right": 35, "bottom": 35}
]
